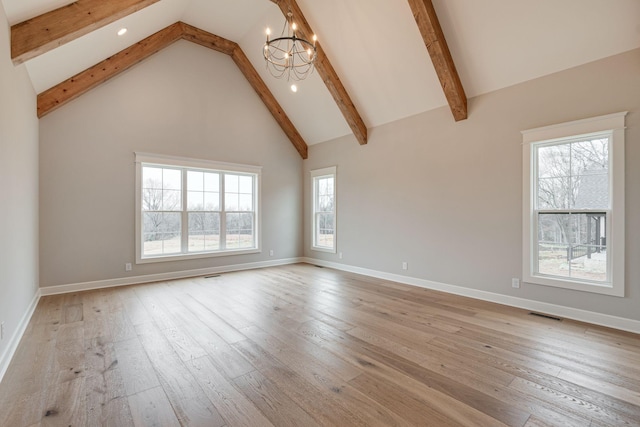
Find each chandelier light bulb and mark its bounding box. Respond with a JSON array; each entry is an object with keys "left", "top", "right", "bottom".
[
  {"left": 291, "top": 23, "right": 297, "bottom": 31},
  {"left": 291, "top": 84, "right": 298, "bottom": 92},
  {"left": 117, "top": 28, "right": 127, "bottom": 36}
]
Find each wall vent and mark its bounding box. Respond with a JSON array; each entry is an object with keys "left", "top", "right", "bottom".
[{"left": 529, "top": 312, "right": 562, "bottom": 321}]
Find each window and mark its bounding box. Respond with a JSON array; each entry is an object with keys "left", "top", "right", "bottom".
[
  {"left": 522, "top": 112, "right": 626, "bottom": 296},
  {"left": 311, "top": 166, "right": 336, "bottom": 252},
  {"left": 135, "top": 153, "right": 261, "bottom": 263}
]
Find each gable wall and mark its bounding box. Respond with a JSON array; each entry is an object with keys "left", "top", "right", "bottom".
[{"left": 38, "top": 40, "right": 303, "bottom": 288}]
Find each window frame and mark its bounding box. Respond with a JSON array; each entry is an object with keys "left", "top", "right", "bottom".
[
  {"left": 135, "top": 152, "right": 261, "bottom": 264},
  {"left": 522, "top": 112, "right": 626, "bottom": 296},
  {"left": 311, "top": 166, "right": 337, "bottom": 253}
]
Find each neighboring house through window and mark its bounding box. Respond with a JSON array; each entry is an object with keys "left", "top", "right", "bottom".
[
  {"left": 522, "top": 112, "right": 626, "bottom": 296},
  {"left": 135, "top": 153, "right": 261, "bottom": 263}
]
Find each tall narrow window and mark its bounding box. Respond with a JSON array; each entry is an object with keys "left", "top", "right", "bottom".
[
  {"left": 311, "top": 166, "right": 337, "bottom": 252},
  {"left": 136, "top": 153, "right": 261, "bottom": 263},
  {"left": 522, "top": 112, "right": 625, "bottom": 296}
]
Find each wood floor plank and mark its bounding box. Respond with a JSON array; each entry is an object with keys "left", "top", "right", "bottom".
[
  {"left": 186, "top": 356, "right": 275, "bottom": 427},
  {"left": 232, "top": 338, "right": 370, "bottom": 426},
  {"left": 135, "top": 321, "right": 225, "bottom": 427},
  {"left": 168, "top": 305, "right": 254, "bottom": 379},
  {"left": 128, "top": 386, "right": 180, "bottom": 427},
  {"left": 509, "top": 376, "right": 639, "bottom": 426},
  {"left": 85, "top": 373, "right": 133, "bottom": 427},
  {"left": 239, "top": 326, "right": 410, "bottom": 426},
  {"left": 113, "top": 336, "right": 161, "bottom": 396},
  {"left": 1, "top": 264, "right": 639, "bottom": 427},
  {"left": 300, "top": 318, "right": 532, "bottom": 426},
  {"left": 41, "top": 376, "right": 87, "bottom": 427},
  {"left": 233, "top": 370, "right": 321, "bottom": 427},
  {"left": 108, "top": 310, "right": 137, "bottom": 343},
  {"left": 349, "top": 372, "right": 473, "bottom": 426}
]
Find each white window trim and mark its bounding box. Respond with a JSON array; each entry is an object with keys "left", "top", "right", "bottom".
[
  {"left": 135, "top": 152, "right": 262, "bottom": 264},
  {"left": 311, "top": 166, "right": 337, "bottom": 253},
  {"left": 521, "top": 112, "right": 626, "bottom": 297}
]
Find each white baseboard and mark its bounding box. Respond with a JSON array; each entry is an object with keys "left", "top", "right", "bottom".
[
  {"left": 40, "top": 257, "right": 304, "bottom": 296},
  {"left": 302, "top": 257, "right": 640, "bottom": 334},
  {"left": 0, "top": 289, "right": 41, "bottom": 383}
]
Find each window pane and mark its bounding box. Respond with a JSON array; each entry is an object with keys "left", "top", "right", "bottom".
[
  {"left": 226, "top": 213, "right": 254, "bottom": 249},
  {"left": 163, "top": 189, "right": 181, "bottom": 211},
  {"left": 537, "top": 243, "right": 571, "bottom": 278},
  {"left": 143, "top": 212, "right": 181, "bottom": 255},
  {"left": 239, "top": 194, "right": 253, "bottom": 211},
  {"left": 204, "top": 173, "right": 219, "bottom": 192},
  {"left": 316, "top": 213, "right": 334, "bottom": 248},
  {"left": 142, "top": 167, "right": 182, "bottom": 211},
  {"left": 572, "top": 138, "right": 608, "bottom": 176},
  {"left": 537, "top": 213, "right": 607, "bottom": 282},
  {"left": 573, "top": 171, "right": 608, "bottom": 209},
  {"left": 188, "top": 212, "right": 220, "bottom": 252},
  {"left": 537, "top": 177, "right": 570, "bottom": 209},
  {"left": 319, "top": 195, "right": 334, "bottom": 212},
  {"left": 187, "top": 191, "right": 204, "bottom": 210},
  {"left": 226, "top": 174, "right": 239, "bottom": 193},
  {"left": 537, "top": 139, "right": 610, "bottom": 211},
  {"left": 188, "top": 171, "right": 204, "bottom": 191},
  {"left": 538, "top": 144, "right": 570, "bottom": 179},
  {"left": 239, "top": 175, "right": 253, "bottom": 193},
  {"left": 225, "top": 193, "right": 239, "bottom": 211},
  {"left": 142, "top": 188, "right": 162, "bottom": 211},
  {"left": 204, "top": 192, "right": 219, "bottom": 211},
  {"left": 163, "top": 169, "right": 181, "bottom": 190},
  {"left": 143, "top": 167, "right": 163, "bottom": 188}
]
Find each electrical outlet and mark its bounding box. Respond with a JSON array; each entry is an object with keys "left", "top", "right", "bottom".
[
  {"left": 125, "top": 263, "right": 132, "bottom": 272},
  {"left": 512, "top": 278, "right": 520, "bottom": 288},
  {"left": 339, "top": 252, "right": 343, "bottom": 259},
  {"left": 269, "top": 249, "right": 274, "bottom": 256},
  {"left": 402, "top": 262, "right": 408, "bottom": 270},
  {"left": 1, "top": 322, "right": 4, "bottom": 341}
]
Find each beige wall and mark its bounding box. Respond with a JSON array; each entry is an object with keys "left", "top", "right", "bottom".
[
  {"left": 304, "top": 48, "right": 640, "bottom": 321},
  {"left": 39, "top": 40, "right": 303, "bottom": 287},
  {"left": 0, "top": 5, "right": 39, "bottom": 364}
]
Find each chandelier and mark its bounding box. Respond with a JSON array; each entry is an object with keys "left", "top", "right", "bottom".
[{"left": 263, "top": 11, "right": 317, "bottom": 81}]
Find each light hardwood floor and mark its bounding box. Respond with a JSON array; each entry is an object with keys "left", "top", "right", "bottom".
[{"left": 1, "top": 263, "right": 639, "bottom": 426}]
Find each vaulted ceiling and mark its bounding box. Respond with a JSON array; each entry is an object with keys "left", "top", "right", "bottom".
[{"left": 2, "top": 0, "right": 639, "bottom": 155}]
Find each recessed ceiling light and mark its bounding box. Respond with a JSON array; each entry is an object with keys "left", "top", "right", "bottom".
[{"left": 117, "top": 28, "right": 128, "bottom": 36}]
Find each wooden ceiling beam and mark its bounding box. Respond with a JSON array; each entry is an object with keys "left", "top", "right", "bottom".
[
  {"left": 37, "top": 22, "right": 183, "bottom": 118},
  {"left": 37, "top": 22, "right": 309, "bottom": 159},
  {"left": 270, "top": 0, "right": 368, "bottom": 145},
  {"left": 11, "top": 0, "right": 160, "bottom": 65},
  {"left": 180, "top": 22, "right": 236, "bottom": 56},
  {"left": 407, "top": 0, "right": 467, "bottom": 121}
]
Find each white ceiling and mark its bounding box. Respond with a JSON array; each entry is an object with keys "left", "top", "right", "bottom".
[{"left": 2, "top": 0, "right": 640, "bottom": 145}]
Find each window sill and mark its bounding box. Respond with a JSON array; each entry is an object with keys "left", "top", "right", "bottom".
[
  {"left": 137, "top": 248, "right": 261, "bottom": 264},
  {"left": 311, "top": 246, "right": 336, "bottom": 254},
  {"left": 524, "top": 273, "right": 624, "bottom": 297}
]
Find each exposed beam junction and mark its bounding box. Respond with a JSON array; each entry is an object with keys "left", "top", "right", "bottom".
[{"left": 37, "top": 22, "right": 309, "bottom": 159}]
